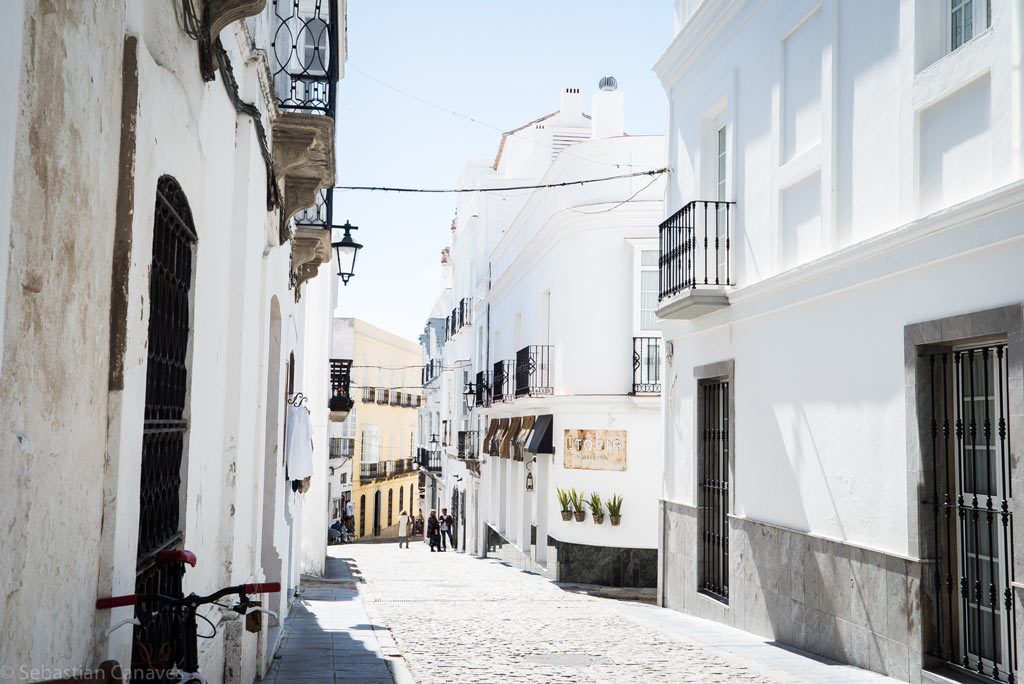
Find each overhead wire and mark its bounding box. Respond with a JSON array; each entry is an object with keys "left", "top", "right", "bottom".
[
  {"left": 335, "top": 168, "right": 668, "bottom": 194},
  {"left": 567, "top": 174, "right": 662, "bottom": 215}
]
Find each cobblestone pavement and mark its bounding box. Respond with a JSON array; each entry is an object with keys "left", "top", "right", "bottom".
[{"left": 334, "top": 541, "right": 898, "bottom": 684}]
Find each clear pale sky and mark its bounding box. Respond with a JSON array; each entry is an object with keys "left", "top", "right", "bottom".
[{"left": 333, "top": 1, "right": 673, "bottom": 341}]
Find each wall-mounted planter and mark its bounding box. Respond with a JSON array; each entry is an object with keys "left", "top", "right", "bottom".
[
  {"left": 592, "top": 513, "right": 604, "bottom": 525},
  {"left": 610, "top": 515, "right": 621, "bottom": 526},
  {"left": 560, "top": 510, "right": 572, "bottom": 522},
  {"left": 573, "top": 510, "right": 586, "bottom": 522}
]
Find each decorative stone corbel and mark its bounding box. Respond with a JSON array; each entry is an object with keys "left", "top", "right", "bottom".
[
  {"left": 207, "top": 0, "right": 267, "bottom": 41},
  {"left": 272, "top": 113, "right": 336, "bottom": 242},
  {"left": 290, "top": 226, "right": 332, "bottom": 295}
]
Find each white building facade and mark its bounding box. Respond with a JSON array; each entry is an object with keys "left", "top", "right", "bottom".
[
  {"left": 657, "top": 2, "right": 1023, "bottom": 682},
  {"left": 422, "top": 83, "right": 666, "bottom": 584},
  {"left": 0, "top": 1, "right": 345, "bottom": 681}
]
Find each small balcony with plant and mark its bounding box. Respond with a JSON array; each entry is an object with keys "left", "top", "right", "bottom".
[{"left": 328, "top": 358, "right": 353, "bottom": 421}]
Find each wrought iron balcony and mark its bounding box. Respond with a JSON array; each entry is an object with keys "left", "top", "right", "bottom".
[
  {"left": 271, "top": 0, "right": 339, "bottom": 117},
  {"left": 271, "top": 0, "right": 339, "bottom": 231},
  {"left": 658, "top": 200, "right": 735, "bottom": 319},
  {"left": 361, "top": 386, "right": 376, "bottom": 403},
  {"left": 492, "top": 359, "right": 515, "bottom": 402},
  {"left": 359, "top": 458, "right": 414, "bottom": 483},
  {"left": 475, "top": 370, "right": 492, "bottom": 408},
  {"left": 417, "top": 447, "right": 443, "bottom": 473},
  {"left": 457, "top": 430, "right": 478, "bottom": 459},
  {"left": 376, "top": 389, "right": 390, "bottom": 405},
  {"left": 329, "top": 437, "right": 354, "bottom": 459},
  {"left": 515, "top": 345, "right": 553, "bottom": 398},
  {"left": 632, "top": 337, "right": 661, "bottom": 395},
  {"left": 329, "top": 358, "right": 353, "bottom": 417},
  {"left": 422, "top": 359, "right": 442, "bottom": 386}
]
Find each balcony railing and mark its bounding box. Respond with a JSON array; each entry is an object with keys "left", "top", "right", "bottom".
[
  {"left": 659, "top": 200, "right": 735, "bottom": 300},
  {"left": 632, "top": 337, "right": 662, "bottom": 395},
  {"left": 422, "top": 359, "right": 442, "bottom": 386},
  {"left": 330, "top": 437, "right": 354, "bottom": 460},
  {"left": 329, "top": 358, "right": 353, "bottom": 413},
  {"left": 377, "top": 389, "right": 390, "bottom": 405},
  {"left": 492, "top": 359, "right": 514, "bottom": 402},
  {"left": 361, "top": 386, "right": 376, "bottom": 403},
  {"left": 457, "top": 430, "right": 478, "bottom": 459},
  {"left": 270, "top": 0, "right": 339, "bottom": 231},
  {"left": 475, "top": 370, "right": 492, "bottom": 408},
  {"left": 515, "top": 345, "right": 553, "bottom": 398},
  {"left": 360, "top": 459, "right": 413, "bottom": 482},
  {"left": 417, "top": 448, "right": 443, "bottom": 473}
]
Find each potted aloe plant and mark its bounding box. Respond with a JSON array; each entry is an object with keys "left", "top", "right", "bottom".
[
  {"left": 607, "top": 494, "right": 623, "bottom": 526},
  {"left": 569, "top": 488, "right": 587, "bottom": 522},
  {"left": 556, "top": 487, "right": 573, "bottom": 521},
  {"left": 587, "top": 492, "right": 604, "bottom": 525},
  {"left": 328, "top": 389, "right": 354, "bottom": 422}
]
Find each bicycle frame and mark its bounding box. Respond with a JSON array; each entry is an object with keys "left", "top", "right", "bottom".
[{"left": 96, "top": 550, "right": 279, "bottom": 681}]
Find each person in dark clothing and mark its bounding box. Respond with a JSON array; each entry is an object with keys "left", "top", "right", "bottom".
[
  {"left": 441, "top": 508, "right": 456, "bottom": 550},
  {"left": 427, "top": 510, "right": 442, "bottom": 552}
]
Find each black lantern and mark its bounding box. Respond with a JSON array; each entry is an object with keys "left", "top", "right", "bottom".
[
  {"left": 463, "top": 381, "right": 476, "bottom": 409},
  {"left": 332, "top": 221, "right": 362, "bottom": 285}
]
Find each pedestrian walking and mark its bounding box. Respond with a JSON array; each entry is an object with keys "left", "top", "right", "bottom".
[
  {"left": 427, "top": 510, "right": 442, "bottom": 552},
  {"left": 397, "top": 510, "right": 412, "bottom": 548},
  {"left": 438, "top": 508, "right": 450, "bottom": 551},
  {"left": 442, "top": 507, "right": 456, "bottom": 550}
]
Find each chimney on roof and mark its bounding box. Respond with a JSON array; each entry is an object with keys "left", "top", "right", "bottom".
[
  {"left": 560, "top": 86, "right": 586, "bottom": 128},
  {"left": 591, "top": 76, "right": 624, "bottom": 139}
]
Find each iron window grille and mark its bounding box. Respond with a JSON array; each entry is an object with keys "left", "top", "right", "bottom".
[
  {"left": 659, "top": 200, "right": 736, "bottom": 301},
  {"left": 698, "top": 378, "right": 730, "bottom": 604},
  {"left": 924, "top": 345, "right": 1016, "bottom": 682},
  {"left": 329, "top": 357, "right": 352, "bottom": 401},
  {"left": 515, "top": 345, "right": 553, "bottom": 398},
  {"left": 457, "top": 431, "right": 478, "bottom": 459},
  {"left": 493, "top": 359, "right": 515, "bottom": 402},
  {"left": 135, "top": 176, "right": 198, "bottom": 672},
  {"left": 632, "top": 337, "right": 662, "bottom": 395},
  {"left": 362, "top": 386, "right": 376, "bottom": 403},
  {"left": 377, "top": 389, "right": 390, "bottom": 405}
]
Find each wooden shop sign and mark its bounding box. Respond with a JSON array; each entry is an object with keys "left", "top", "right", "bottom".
[{"left": 563, "top": 429, "right": 627, "bottom": 471}]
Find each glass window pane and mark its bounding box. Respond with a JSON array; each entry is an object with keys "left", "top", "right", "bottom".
[{"left": 641, "top": 249, "right": 659, "bottom": 268}]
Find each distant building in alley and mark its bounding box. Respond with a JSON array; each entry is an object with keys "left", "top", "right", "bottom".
[
  {"left": 656, "top": 2, "right": 1024, "bottom": 683},
  {"left": 419, "top": 81, "right": 665, "bottom": 585},
  {"left": 332, "top": 318, "right": 422, "bottom": 540}
]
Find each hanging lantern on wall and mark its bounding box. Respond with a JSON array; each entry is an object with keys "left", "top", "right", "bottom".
[{"left": 525, "top": 470, "right": 534, "bottom": 492}]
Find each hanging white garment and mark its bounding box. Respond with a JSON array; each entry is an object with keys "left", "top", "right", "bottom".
[{"left": 285, "top": 405, "right": 314, "bottom": 480}]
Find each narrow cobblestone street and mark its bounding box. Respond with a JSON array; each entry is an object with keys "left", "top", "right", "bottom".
[{"left": 266, "top": 542, "right": 901, "bottom": 683}]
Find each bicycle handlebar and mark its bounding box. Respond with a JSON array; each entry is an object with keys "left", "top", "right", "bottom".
[{"left": 96, "top": 582, "right": 281, "bottom": 611}]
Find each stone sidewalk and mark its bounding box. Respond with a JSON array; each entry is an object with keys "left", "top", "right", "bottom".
[
  {"left": 260, "top": 555, "right": 409, "bottom": 684},
  {"left": 265, "top": 541, "right": 902, "bottom": 683}
]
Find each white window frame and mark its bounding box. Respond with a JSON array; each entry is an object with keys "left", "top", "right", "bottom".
[
  {"left": 632, "top": 242, "right": 661, "bottom": 335},
  {"left": 947, "top": 0, "right": 991, "bottom": 54}
]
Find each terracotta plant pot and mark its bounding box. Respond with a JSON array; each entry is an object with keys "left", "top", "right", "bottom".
[
  {"left": 573, "top": 510, "right": 586, "bottom": 522},
  {"left": 610, "top": 515, "right": 621, "bottom": 526},
  {"left": 560, "top": 510, "right": 572, "bottom": 521},
  {"left": 592, "top": 513, "right": 604, "bottom": 525}
]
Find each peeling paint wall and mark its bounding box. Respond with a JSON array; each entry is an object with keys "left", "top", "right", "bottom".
[{"left": 0, "top": 0, "right": 125, "bottom": 672}]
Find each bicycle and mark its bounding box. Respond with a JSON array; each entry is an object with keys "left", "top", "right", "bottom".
[{"left": 95, "top": 550, "right": 280, "bottom": 684}]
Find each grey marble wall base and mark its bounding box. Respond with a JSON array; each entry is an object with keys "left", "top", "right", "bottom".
[{"left": 661, "top": 501, "right": 925, "bottom": 682}]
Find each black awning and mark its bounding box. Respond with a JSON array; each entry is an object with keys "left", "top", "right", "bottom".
[{"left": 525, "top": 414, "right": 553, "bottom": 454}]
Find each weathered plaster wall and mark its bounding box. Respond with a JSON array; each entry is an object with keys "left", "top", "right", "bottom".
[{"left": 0, "top": 1, "right": 125, "bottom": 672}]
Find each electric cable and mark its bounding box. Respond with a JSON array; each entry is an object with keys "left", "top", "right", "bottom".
[
  {"left": 567, "top": 174, "right": 662, "bottom": 215},
  {"left": 334, "top": 167, "right": 668, "bottom": 194}
]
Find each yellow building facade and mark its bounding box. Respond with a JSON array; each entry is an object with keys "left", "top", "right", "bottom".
[{"left": 335, "top": 319, "right": 422, "bottom": 540}]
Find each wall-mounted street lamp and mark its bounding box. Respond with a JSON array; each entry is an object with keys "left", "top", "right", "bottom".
[
  {"left": 463, "top": 381, "right": 476, "bottom": 410},
  {"left": 332, "top": 220, "right": 363, "bottom": 285}
]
